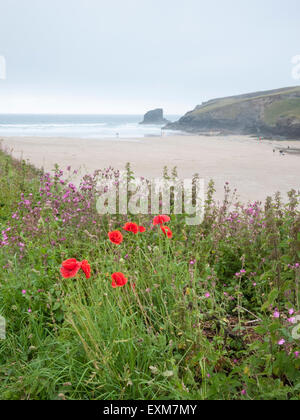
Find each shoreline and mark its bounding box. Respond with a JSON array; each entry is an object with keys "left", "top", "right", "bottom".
[{"left": 1, "top": 134, "right": 299, "bottom": 203}]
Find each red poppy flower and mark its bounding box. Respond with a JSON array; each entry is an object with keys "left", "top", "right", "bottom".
[
  {"left": 153, "top": 215, "right": 171, "bottom": 226},
  {"left": 111, "top": 272, "right": 128, "bottom": 288},
  {"left": 139, "top": 226, "right": 146, "bottom": 233},
  {"left": 123, "top": 222, "right": 139, "bottom": 234},
  {"left": 161, "top": 225, "right": 173, "bottom": 239},
  {"left": 60, "top": 258, "right": 82, "bottom": 278},
  {"left": 81, "top": 260, "right": 91, "bottom": 279},
  {"left": 108, "top": 230, "right": 123, "bottom": 245}
]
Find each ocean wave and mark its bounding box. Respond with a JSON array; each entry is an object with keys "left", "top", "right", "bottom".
[{"left": 0, "top": 115, "right": 179, "bottom": 138}]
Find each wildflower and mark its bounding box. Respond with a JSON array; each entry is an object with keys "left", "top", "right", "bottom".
[
  {"left": 123, "top": 222, "right": 139, "bottom": 234},
  {"left": 28, "top": 309, "right": 32, "bottom": 313},
  {"left": 288, "top": 317, "right": 296, "bottom": 324},
  {"left": 289, "top": 308, "right": 295, "bottom": 315},
  {"left": 139, "top": 226, "right": 146, "bottom": 233},
  {"left": 108, "top": 230, "right": 123, "bottom": 245},
  {"left": 22, "top": 290, "right": 26, "bottom": 295},
  {"left": 205, "top": 292, "right": 211, "bottom": 298},
  {"left": 153, "top": 215, "right": 170, "bottom": 226},
  {"left": 241, "top": 389, "right": 247, "bottom": 396},
  {"left": 60, "top": 258, "right": 82, "bottom": 279},
  {"left": 294, "top": 351, "right": 299, "bottom": 358},
  {"left": 161, "top": 225, "right": 173, "bottom": 239},
  {"left": 278, "top": 339, "right": 285, "bottom": 346},
  {"left": 273, "top": 310, "right": 280, "bottom": 319},
  {"left": 81, "top": 260, "right": 91, "bottom": 279},
  {"left": 111, "top": 272, "right": 128, "bottom": 288}
]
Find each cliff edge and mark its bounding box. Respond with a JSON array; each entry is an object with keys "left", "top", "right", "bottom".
[{"left": 165, "top": 86, "right": 300, "bottom": 139}]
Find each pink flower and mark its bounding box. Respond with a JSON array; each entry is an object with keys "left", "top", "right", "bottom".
[
  {"left": 289, "top": 308, "right": 295, "bottom": 315},
  {"left": 278, "top": 339, "right": 285, "bottom": 346},
  {"left": 205, "top": 293, "right": 211, "bottom": 298},
  {"left": 273, "top": 310, "right": 280, "bottom": 319},
  {"left": 294, "top": 351, "right": 299, "bottom": 359},
  {"left": 28, "top": 309, "right": 32, "bottom": 313},
  {"left": 241, "top": 389, "right": 247, "bottom": 396},
  {"left": 22, "top": 290, "right": 26, "bottom": 295},
  {"left": 288, "top": 317, "right": 296, "bottom": 324}
]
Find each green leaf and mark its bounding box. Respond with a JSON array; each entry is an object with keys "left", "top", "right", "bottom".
[{"left": 262, "top": 288, "right": 279, "bottom": 311}]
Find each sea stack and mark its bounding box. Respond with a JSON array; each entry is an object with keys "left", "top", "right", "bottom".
[{"left": 140, "top": 108, "right": 169, "bottom": 125}]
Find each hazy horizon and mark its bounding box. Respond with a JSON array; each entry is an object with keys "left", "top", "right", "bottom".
[{"left": 1, "top": 0, "right": 300, "bottom": 115}]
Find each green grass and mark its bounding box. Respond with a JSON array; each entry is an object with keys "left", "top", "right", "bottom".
[
  {"left": 0, "top": 148, "right": 300, "bottom": 400},
  {"left": 189, "top": 86, "right": 300, "bottom": 117},
  {"left": 264, "top": 98, "right": 300, "bottom": 126}
]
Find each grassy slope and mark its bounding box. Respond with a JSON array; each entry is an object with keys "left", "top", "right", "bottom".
[
  {"left": 264, "top": 99, "right": 300, "bottom": 126},
  {"left": 179, "top": 87, "right": 300, "bottom": 129},
  {"left": 0, "top": 148, "right": 300, "bottom": 400}
]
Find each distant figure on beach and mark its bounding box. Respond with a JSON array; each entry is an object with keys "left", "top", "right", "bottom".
[{"left": 116, "top": 132, "right": 119, "bottom": 138}]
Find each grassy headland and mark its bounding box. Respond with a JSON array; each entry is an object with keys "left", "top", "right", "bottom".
[{"left": 166, "top": 86, "right": 300, "bottom": 138}]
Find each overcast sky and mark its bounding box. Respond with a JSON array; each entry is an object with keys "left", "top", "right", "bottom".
[{"left": 0, "top": 0, "right": 299, "bottom": 114}]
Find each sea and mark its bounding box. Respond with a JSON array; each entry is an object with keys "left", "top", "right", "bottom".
[{"left": 0, "top": 114, "right": 181, "bottom": 138}]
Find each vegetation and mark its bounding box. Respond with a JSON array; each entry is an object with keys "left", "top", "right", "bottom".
[
  {"left": 264, "top": 98, "right": 300, "bottom": 126},
  {"left": 0, "top": 146, "right": 300, "bottom": 400},
  {"left": 191, "top": 86, "right": 300, "bottom": 116}
]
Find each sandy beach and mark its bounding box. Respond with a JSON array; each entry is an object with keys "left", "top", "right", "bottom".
[{"left": 1, "top": 134, "right": 299, "bottom": 203}]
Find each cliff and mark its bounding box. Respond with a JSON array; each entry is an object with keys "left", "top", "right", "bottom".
[
  {"left": 165, "top": 86, "right": 300, "bottom": 139},
  {"left": 140, "top": 109, "right": 169, "bottom": 125}
]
